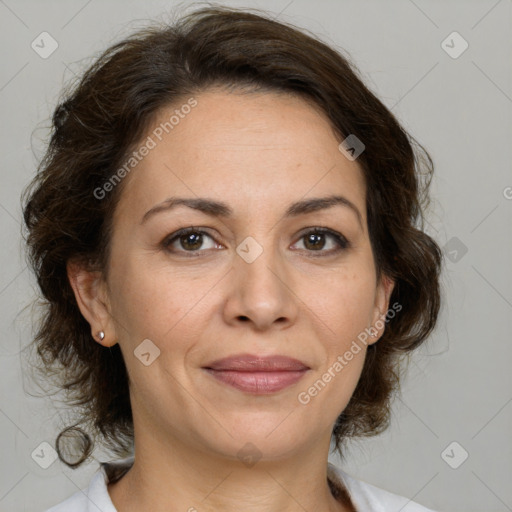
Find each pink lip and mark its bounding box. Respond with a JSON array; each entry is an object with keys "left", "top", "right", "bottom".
[
  {"left": 202, "top": 354, "right": 310, "bottom": 394},
  {"left": 203, "top": 354, "right": 310, "bottom": 371}
]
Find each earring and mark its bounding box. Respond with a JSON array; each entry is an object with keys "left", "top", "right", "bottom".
[{"left": 97, "top": 331, "right": 105, "bottom": 341}]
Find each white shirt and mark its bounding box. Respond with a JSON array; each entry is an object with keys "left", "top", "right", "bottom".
[{"left": 44, "top": 456, "right": 437, "bottom": 512}]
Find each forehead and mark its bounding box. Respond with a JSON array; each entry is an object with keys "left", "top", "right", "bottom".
[{"left": 114, "top": 89, "right": 367, "bottom": 224}]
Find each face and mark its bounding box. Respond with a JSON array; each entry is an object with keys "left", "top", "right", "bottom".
[{"left": 72, "top": 88, "right": 394, "bottom": 462}]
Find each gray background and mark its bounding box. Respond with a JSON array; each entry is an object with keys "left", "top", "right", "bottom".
[{"left": 1, "top": 0, "right": 511, "bottom": 511}]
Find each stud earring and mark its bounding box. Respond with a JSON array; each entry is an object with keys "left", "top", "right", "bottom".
[{"left": 97, "top": 331, "right": 105, "bottom": 341}]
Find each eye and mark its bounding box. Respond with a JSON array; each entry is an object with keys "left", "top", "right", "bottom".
[
  {"left": 291, "top": 228, "right": 350, "bottom": 256},
  {"left": 162, "top": 226, "right": 350, "bottom": 257},
  {"left": 163, "top": 227, "right": 221, "bottom": 256}
]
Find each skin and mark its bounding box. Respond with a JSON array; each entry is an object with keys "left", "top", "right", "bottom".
[{"left": 68, "top": 88, "right": 394, "bottom": 512}]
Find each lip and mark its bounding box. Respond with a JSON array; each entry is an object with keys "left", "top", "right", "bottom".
[
  {"left": 202, "top": 354, "right": 310, "bottom": 394},
  {"left": 203, "top": 354, "right": 310, "bottom": 372}
]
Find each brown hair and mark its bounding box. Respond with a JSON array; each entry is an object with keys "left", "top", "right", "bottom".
[{"left": 22, "top": 4, "right": 443, "bottom": 468}]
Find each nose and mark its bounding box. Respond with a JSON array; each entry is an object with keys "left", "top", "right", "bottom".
[{"left": 222, "top": 238, "right": 299, "bottom": 331}]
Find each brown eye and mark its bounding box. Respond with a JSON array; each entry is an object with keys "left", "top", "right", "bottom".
[
  {"left": 303, "top": 232, "right": 327, "bottom": 250},
  {"left": 164, "top": 228, "right": 219, "bottom": 254},
  {"left": 178, "top": 232, "right": 205, "bottom": 251},
  {"left": 292, "top": 228, "right": 349, "bottom": 255}
]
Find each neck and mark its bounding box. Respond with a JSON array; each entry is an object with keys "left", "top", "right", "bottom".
[{"left": 107, "top": 428, "right": 354, "bottom": 512}]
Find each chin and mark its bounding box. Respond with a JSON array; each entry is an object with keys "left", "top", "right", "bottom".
[{"left": 198, "top": 418, "right": 312, "bottom": 460}]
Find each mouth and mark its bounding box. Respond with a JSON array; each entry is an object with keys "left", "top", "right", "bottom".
[{"left": 202, "top": 354, "right": 310, "bottom": 394}]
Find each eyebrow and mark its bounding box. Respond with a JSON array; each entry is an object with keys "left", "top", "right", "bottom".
[{"left": 141, "top": 194, "right": 363, "bottom": 229}]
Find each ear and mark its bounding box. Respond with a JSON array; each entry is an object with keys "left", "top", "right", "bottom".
[
  {"left": 67, "top": 259, "right": 118, "bottom": 347},
  {"left": 368, "top": 273, "right": 395, "bottom": 345}
]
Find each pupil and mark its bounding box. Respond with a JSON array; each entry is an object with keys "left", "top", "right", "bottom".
[
  {"left": 182, "top": 233, "right": 202, "bottom": 250},
  {"left": 305, "top": 233, "right": 324, "bottom": 250}
]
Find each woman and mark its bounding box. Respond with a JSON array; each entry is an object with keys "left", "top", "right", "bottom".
[{"left": 22, "top": 5, "right": 442, "bottom": 511}]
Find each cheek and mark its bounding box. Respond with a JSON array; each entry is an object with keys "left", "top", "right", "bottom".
[
  {"left": 108, "top": 255, "right": 214, "bottom": 345},
  {"left": 302, "top": 281, "right": 372, "bottom": 413},
  {"left": 316, "top": 269, "right": 377, "bottom": 345},
  {"left": 311, "top": 270, "right": 376, "bottom": 407}
]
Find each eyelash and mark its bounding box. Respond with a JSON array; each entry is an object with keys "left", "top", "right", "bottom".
[{"left": 162, "top": 226, "right": 350, "bottom": 258}]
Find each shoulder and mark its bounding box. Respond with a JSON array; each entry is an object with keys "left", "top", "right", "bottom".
[
  {"left": 44, "top": 489, "right": 89, "bottom": 512},
  {"left": 43, "top": 465, "right": 115, "bottom": 512},
  {"left": 43, "top": 455, "right": 134, "bottom": 512},
  {"left": 328, "top": 462, "right": 438, "bottom": 512}
]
